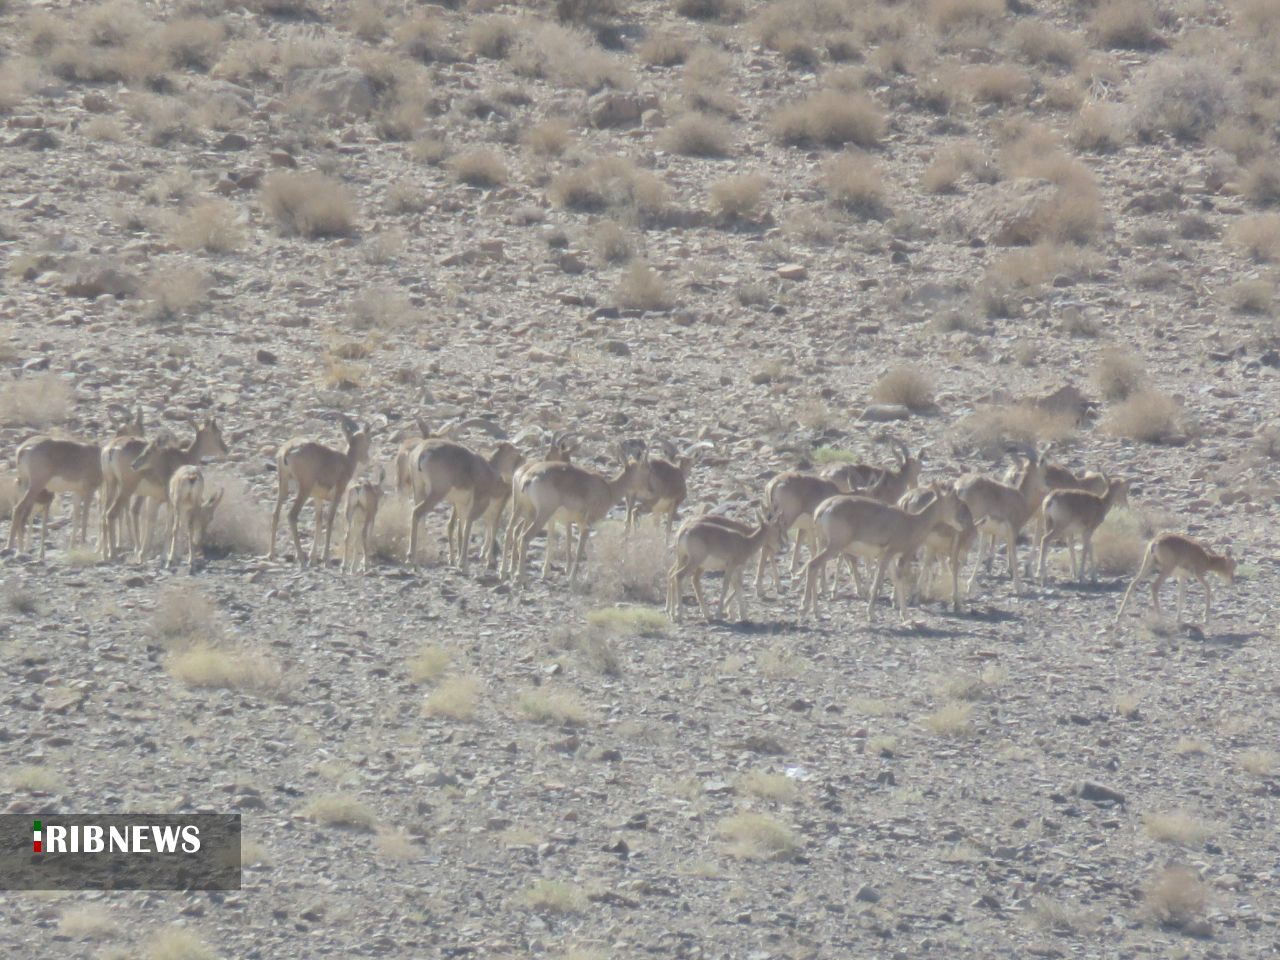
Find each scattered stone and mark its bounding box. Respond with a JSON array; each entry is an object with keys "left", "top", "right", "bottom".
[
  {"left": 776, "top": 264, "right": 808, "bottom": 280},
  {"left": 860, "top": 404, "right": 912, "bottom": 422},
  {"left": 1077, "top": 781, "right": 1125, "bottom": 806}
]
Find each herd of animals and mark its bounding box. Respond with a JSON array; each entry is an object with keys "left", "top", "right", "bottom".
[{"left": 3, "top": 406, "right": 1237, "bottom": 627}]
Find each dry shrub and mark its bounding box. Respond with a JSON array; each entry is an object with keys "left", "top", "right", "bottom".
[
  {"left": 1234, "top": 0, "right": 1280, "bottom": 36},
  {"left": 58, "top": 904, "right": 120, "bottom": 940},
  {"left": 738, "top": 770, "right": 798, "bottom": 803},
  {"left": 408, "top": 643, "right": 451, "bottom": 683},
  {"left": 551, "top": 157, "right": 668, "bottom": 222},
  {"left": 202, "top": 475, "right": 269, "bottom": 556},
  {"left": 449, "top": 149, "right": 507, "bottom": 187},
  {"left": 677, "top": 0, "right": 742, "bottom": 20},
  {"left": 1144, "top": 812, "right": 1211, "bottom": 846},
  {"left": 975, "top": 246, "right": 1055, "bottom": 318},
  {"left": 1131, "top": 58, "right": 1236, "bottom": 142},
  {"left": 1071, "top": 102, "right": 1128, "bottom": 152},
  {"left": 346, "top": 0, "right": 389, "bottom": 41},
  {"left": 616, "top": 262, "right": 674, "bottom": 311},
  {"left": 423, "top": 675, "right": 480, "bottom": 719},
  {"left": 770, "top": 89, "right": 886, "bottom": 149},
  {"left": 510, "top": 21, "right": 630, "bottom": 93},
  {"left": 303, "top": 794, "right": 376, "bottom": 831},
  {"left": 1011, "top": 20, "right": 1084, "bottom": 66},
  {"left": 1227, "top": 214, "right": 1280, "bottom": 261},
  {"left": 586, "top": 520, "right": 666, "bottom": 601},
  {"left": 150, "top": 586, "right": 220, "bottom": 648},
  {"left": 468, "top": 15, "right": 518, "bottom": 58},
  {"left": 639, "top": 30, "right": 690, "bottom": 66},
  {"left": 822, "top": 151, "right": 887, "bottom": 218},
  {"left": 872, "top": 365, "right": 934, "bottom": 411},
  {"left": 1001, "top": 133, "right": 1105, "bottom": 243},
  {"left": 157, "top": 16, "right": 225, "bottom": 71},
  {"left": 718, "top": 812, "right": 799, "bottom": 860},
  {"left": 1091, "top": 0, "right": 1162, "bottom": 50},
  {"left": 710, "top": 172, "right": 767, "bottom": 221},
  {"left": 141, "top": 265, "right": 208, "bottom": 322},
  {"left": 1092, "top": 349, "right": 1146, "bottom": 401},
  {"left": 350, "top": 285, "right": 418, "bottom": 330},
  {"left": 523, "top": 879, "right": 587, "bottom": 914},
  {"left": 261, "top": 172, "right": 356, "bottom": 238},
  {"left": 923, "top": 702, "right": 974, "bottom": 736},
  {"left": 591, "top": 220, "right": 632, "bottom": 263},
  {"left": 517, "top": 685, "right": 593, "bottom": 725},
  {"left": 1242, "top": 157, "right": 1280, "bottom": 206},
  {"left": 168, "top": 645, "right": 286, "bottom": 697},
  {"left": 412, "top": 134, "right": 451, "bottom": 166},
  {"left": 395, "top": 12, "right": 455, "bottom": 63},
  {"left": 1104, "top": 389, "right": 1182, "bottom": 443},
  {"left": 0, "top": 62, "right": 30, "bottom": 113},
  {"left": 1091, "top": 507, "right": 1146, "bottom": 575},
  {"left": 1224, "top": 278, "right": 1275, "bottom": 313},
  {"left": 660, "top": 112, "right": 733, "bottom": 157},
  {"left": 524, "top": 117, "right": 573, "bottom": 157},
  {"left": 1144, "top": 866, "right": 1209, "bottom": 929},
  {"left": 928, "top": 0, "right": 1005, "bottom": 33},
  {"left": 172, "top": 200, "right": 243, "bottom": 253},
  {"left": 0, "top": 373, "right": 71, "bottom": 428},
  {"left": 921, "top": 142, "right": 996, "bottom": 194},
  {"left": 955, "top": 404, "right": 1076, "bottom": 455},
  {"left": 143, "top": 927, "right": 219, "bottom": 960},
  {"left": 959, "top": 65, "right": 1031, "bottom": 105}
]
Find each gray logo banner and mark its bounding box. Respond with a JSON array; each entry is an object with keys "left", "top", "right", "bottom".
[{"left": 0, "top": 814, "right": 241, "bottom": 890}]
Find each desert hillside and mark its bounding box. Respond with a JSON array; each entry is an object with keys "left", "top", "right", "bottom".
[{"left": 1, "top": 0, "right": 1279, "bottom": 956}]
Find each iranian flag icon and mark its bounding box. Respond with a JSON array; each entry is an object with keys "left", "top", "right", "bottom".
[{"left": 33, "top": 820, "right": 41, "bottom": 853}]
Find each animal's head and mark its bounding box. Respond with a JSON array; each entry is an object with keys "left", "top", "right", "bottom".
[
  {"left": 340, "top": 416, "right": 372, "bottom": 463},
  {"left": 195, "top": 417, "right": 230, "bottom": 458},
  {"left": 1218, "top": 547, "right": 1237, "bottom": 585}
]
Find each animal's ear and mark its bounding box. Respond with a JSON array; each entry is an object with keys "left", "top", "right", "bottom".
[{"left": 206, "top": 489, "right": 224, "bottom": 509}]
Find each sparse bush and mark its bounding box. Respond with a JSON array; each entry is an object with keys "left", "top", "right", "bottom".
[
  {"left": 738, "top": 770, "right": 798, "bottom": 802},
  {"left": 718, "top": 812, "right": 799, "bottom": 860},
  {"left": 395, "top": 12, "right": 455, "bottom": 63},
  {"left": 423, "top": 676, "right": 479, "bottom": 719},
  {"left": 349, "top": 285, "right": 418, "bottom": 330},
  {"left": 0, "top": 373, "right": 71, "bottom": 428},
  {"left": 822, "top": 151, "right": 888, "bottom": 218},
  {"left": 1144, "top": 812, "right": 1211, "bottom": 846},
  {"left": 151, "top": 587, "right": 221, "bottom": 648},
  {"left": 168, "top": 645, "right": 285, "bottom": 696},
  {"left": 408, "top": 643, "right": 451, "bottom": 683},
  {"left": 872, "top": 365, "right": 934, "bottom": 410},
  {"left": 551, "top": 157, "right": 669, "bottom": 221},
  {"left": 960, "top": 65, "right": 1031, "bottom": 104},
  {"left": 143, "top": 927, "right": 220, "bottom": 960},
  {"left": 468, "top": 15, "right": 518, "bottom": 58},
  {"left": 7, "top": 765, "right": 63, "bottom": 792},
  {"left": 1242, "top": 158, "right": 1280, "bottom": 206},
  {"left": 1239, "top": 748, "right": 1277, "bottom": 776},
  {"left": 523, "top": 880, "right": 586, "bottom": 914},
  {"left": 1144, "top": 866, "right": 1209, "bottom": 929},
  {"left": 1131, "top": 59, "right": 1235, "bottom": 142},
  {"left": 1104, "top": 389, "right": 1182, "bottom": 443},
  {"left": 639, "top": 30, "right": 690, "bottom": 66},
  {"left": 771, "top": 90, "right": 886, "bottom": 149},
  {"left": 517, "top": 686, "right": 593, "bottom": 725},
  {"left": 661, "top": 112, "right": 733, "bottom": 157},
  {"left": 303, "top": 794, "right": 376, "bottom": 831},
  {"left": 1228, "top": 214, "right": 1280, "bottom": 262},
  {"left": 1091, "top": 0, "right": 1161, "bottom": 49},
  {"left": 1224, "top": 278, "right": 1274, "bottom": 313},
  {"left": 929, "top": 0, "right": 1005, "bottom": 33},
  {"left": 172, "top": 201, "right": 243, "bottom": 253},
  {"left": 921, "top": 142, "right": 996, "bottom": 193},
  {"left": 585, "top": 605, "right": 668, "bottom": 637},
  {"left": 510, "top": 21, "right": 630, "bottom": 93},
  {"left": 524, "top": 117, "right": 573, "bottom": 157},
  {"left": 954, "top": 404, "right": 1076, "bottom": 455},
  {"left": 710, "top": 172, "right": 767, "bottom": 221},
  {"left": 202, "top": 476, "right": 269, "bottom": 556},
  {"left": 411, "top": 134, "right": 451, "bottom": 166},
  {"left": 58, "top": 904, "right": 120, "bottom": 940},
  {"left": 1011, "top": 20, "right": 1084, "bottom": 66},
  {"left": 591, "top": 220, "right": 632, "bottom": 263},
  {"left": 261, "top": 172, "right": 356, "bottom": 238},
  {"left": 677, "top": 0, "right": 742, "bottom": 20},
  {"left": 1091, "top": 507, "right": 1146, "bottom": 575},
  {"left": 1092, "top": 349, "right": 1147, "bottom": 401},
  {"left": 1071, "top": 103, "right": 1127, "bottom": 152},
  {"left": 449, "top": 149, "right": 507, "bottom": 187},
  {"left": 616, "top": 262, "right": 674, "bottom": 311},
  {"left": 923, "top": 702, "right": 974, "bottom": 736},
  {"left": 141, "top": 265, "right": 208, "bottom": 322}
]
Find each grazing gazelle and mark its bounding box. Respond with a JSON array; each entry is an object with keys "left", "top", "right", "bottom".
[
  {"left": 164, "top": 465, "right": 223, "bottom": 573},
  {"left": 269, "top": 415, "right": 371, "bottom": 568},
  {"left": 342, "top": 466, "right": 385, "bottom": 575},
  {"left": 666, "top": 508, "right": 785, "bottom": 623},
  {"left": 1116, "top": 533, "right": 1236, "bottom": 625},
  {"left": 1035, "top": 477, "right": 1129, "bottom": 584},
  {"left": 127, "top": 418, "right": 230, "bottom": 563}
]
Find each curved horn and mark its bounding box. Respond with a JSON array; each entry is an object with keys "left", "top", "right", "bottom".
[{"left": 455, "top": 417, "right": 508, "bottom": 440}]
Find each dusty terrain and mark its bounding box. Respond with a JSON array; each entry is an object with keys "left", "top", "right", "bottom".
[{"left": 1, "top": 0, "right": 1279, "bottom": 956}]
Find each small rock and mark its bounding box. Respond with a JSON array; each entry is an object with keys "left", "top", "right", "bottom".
[
  {"left": 601, "top": 339, "right": 631, "bottom": 357},
  {"left": 255, "top": 349, "right": 278, "bottom": 365},
  {"left": 269, "top": 148, "right": 298, "bottom": 168},
  {"left": 217, "top": 132, "right": 250, "bottom": 151},
  {"left": 860, "top": 404, "right": 912, "bottom": 422},
  {"left": 1077, "top": 781, "right": 1125, "bottom": 806},
  {"left": 855, "top": 885, "right": 881, "bottom": 903},
  {"left": 776, "top": 263, "right": 808, "bottom": 280}
]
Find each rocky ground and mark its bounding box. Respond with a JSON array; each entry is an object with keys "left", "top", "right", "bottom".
[{"left": 1, "top": 0, "right": 1279, "bottom": 956}]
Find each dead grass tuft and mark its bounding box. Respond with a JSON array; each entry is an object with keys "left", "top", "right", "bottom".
[
  {"left": 1225, "top": 278, "right": 1275, "bottom": 313},
  {"left": 639, "top": 30, "right": 691, "bottom": 66},
  {"left": 550, "top": 156, "right": 668, "bottom": 222},
  {"left": 955, "top": 404, "right": 1077, "bottom": 456},
  {"left": 929, "top": 0, "right": 1006, "bottom": 33},
  {"left": 1228, "top": 214, "right": 1280, "bottom": 262},
  {"left": 1144, "top": 812, "right": 1211, "bottom": 846},
  {"left": 517, "top": 685, "right": 593, "bottom": 725},
  {"left": 468, "top": 15, "right": 518, "bottom": 58},
  {"left": 523, "top": 879, "right": 587, "bottom": 914},
  {"left": 584, "top": 605, "right": 668, "bottom": 637},
  {"left": 1131, "top": 58, "right": 1235, "bottom": 142},
  {"left": 408, "top": 643, "right": 452, "bottom": 683},
  {"left": 1011, "top": 20, "right": 1084, "bottom": 66},
  {"left": 923, "top": 702, "right": 974, "bottom": 736},
  {"left": 958, "top": 65, "right": 1031, "bottom": 105},
  {"left": 822, "top": 151, "right": 888, "bottom": 218},
  {"left": 143, "top": 927, "right": 220, "bottom": 960},
  {"left": 616, "top": 262, "right": 674, "bottom": 311},
  {"left": 150, "top": 586, "right": 221, "bottom": 648},
  {"left": 1144, "top": 866, "right": 1210, "bottom": 929},
  {"left": 58, "top": 904, "right": 120, "bottom": 940},
  {"left": 303, "top": 794, "right": 376, "bottom": 831},
  {"left": 202, "top": 476, "right": 269, "bottom": 556},
  {"left": 1103, "top": 389, "right": 1183, "bottom": 443},
  {"left": 171, "top": 201, "right": 243, "bottom": 254},
  {"left": 524, "top": 117, "right": 573, "bottom": 157},
  {"left": 1092, "top": 349, "right": 1147, "bottom": 401},
  {"left": 719, "top": 812, "right": 799, "bottom": 860},
  {"left": 738, "top": 770, "right": 798, "bottom": 803},
  {"left": 661, "top": 112, "right": 733, "bottom": 157},
  {"left": 0, "top": 373, "right": 71, "bottom": 428},
  {"left": 261, "top": 172, "right": 356, "bottom": 238},
  {"left": 872, "top": 365, "right": 934, "bottom": 411},
  {"left": 168, "top": 645, "right": 286, "bottom": 697},
  {"left": 1091, "top": 508, "right": 1147, "bottom": 575},
  {"left": 771, "top": 90, "right": 886, "bottom": 149},
  {"left": 449, "top": 149, "right": 508, "bottom": 187},
  {"left": 921, "top": 141, "right": 997, "bottom": 194},
  {"left": 710, "top": 172, "right": 767, "bottom": 222},
  {"left": 1091, "top": 0, "right": 1162, "bottom": 50},
  {"left": 423, "top": 675, "right": 480, "bottom": 719},
  {"left": 1071, "top": 102, "right": 1128, "bottom": 152}
]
